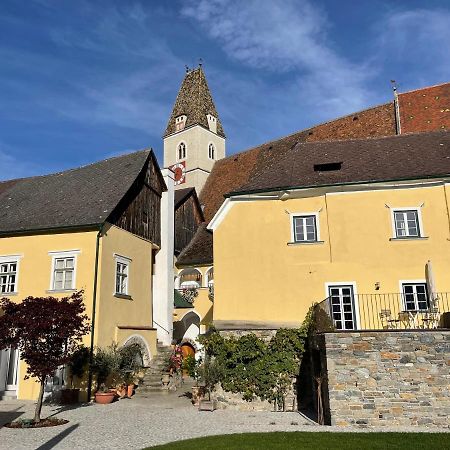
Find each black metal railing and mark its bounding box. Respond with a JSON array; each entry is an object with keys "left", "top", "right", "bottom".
[{"left": 317, "top": 292, "right": 450, "bottom": 331}]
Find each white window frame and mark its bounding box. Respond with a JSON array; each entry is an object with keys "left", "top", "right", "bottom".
[
  {"left": 205, "top": 267, "right": 214, "bottom": 287},
  {"left": 399, "top": 279, "right": 429, "bottom": 311},
  {"left": 0, "top": 255, "right": 22, "bottom": 295},
  {"left": 177, "top": 141, "right": 187, "bottom": 161},
  {"left": 48, "top": 250, "right": 80, "bottom": 292},
  {"left": 290, "top": 212, "right": 320, "bottom": 243},
  {"left": 390, "top": 207, "right": 424, "bottom": 239},
  {"left": 324, "top": 281, "right": 360, "bottom": 330},
  {"left": 114, "top": 254, "right": 131, "bottom": 297}
]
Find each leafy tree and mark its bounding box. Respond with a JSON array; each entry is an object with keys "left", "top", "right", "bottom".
[{"left": 0, "top": 291, "right": 89, "bottom": 423}]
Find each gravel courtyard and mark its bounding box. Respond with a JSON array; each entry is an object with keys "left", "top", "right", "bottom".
[{"left": 0, "top": 388, "right": 448, "bottom": 450}]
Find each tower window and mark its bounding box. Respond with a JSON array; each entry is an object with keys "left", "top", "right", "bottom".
[
  {"left": 178, "top": 142, "right": 186, "bottom": 160},
  {"left": 208, "top": 143, "right": 215, "bottom": 160},
  {"left": 175, "top": 115, "right": 187, "bottom": 132}
]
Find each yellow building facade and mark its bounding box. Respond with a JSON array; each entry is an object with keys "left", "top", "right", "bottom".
[
  {"left": 209, "top": 132, "right": 450, "bottom": 332},
  {"left": 0, "top": 150, "right": 166, "bottom": 401}
]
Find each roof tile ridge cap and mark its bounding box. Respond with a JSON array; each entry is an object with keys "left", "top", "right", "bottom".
[
  {"left": 222, "top": 101, "right": 394, "bottom": 161},
  {"left": 7, "top": 148, "right": 151, "bottom": 184},
  {"left": 398, "top": 81, "right": 450, "bottom": 96},
  {"left": 297, "top": 129, "right": 445, "bottom": 147}
]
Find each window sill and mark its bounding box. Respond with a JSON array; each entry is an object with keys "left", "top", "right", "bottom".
[
  {"left": 389, "top": 236, "right": 429, "bottom": 241},
  {"left": 46, "top": 289, "right": 77, "bottom": 294},
  {"left": 287, "top": 241, "right": 325, "bottom": 246},
  {"left": 0, "top": 291, "right": 18, "bottom": 296},
  {"left": 114, "top": 293, "right": 133, "bottom": 300}
]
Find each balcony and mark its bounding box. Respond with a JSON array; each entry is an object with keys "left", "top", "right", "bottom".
[{"left": 316, "top": 292, "right": 450, "bottom": 331}]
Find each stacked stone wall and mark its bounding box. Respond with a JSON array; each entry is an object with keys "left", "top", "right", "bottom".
[{"left": 323, "top": 331, "right": 450, "bottom": 427}]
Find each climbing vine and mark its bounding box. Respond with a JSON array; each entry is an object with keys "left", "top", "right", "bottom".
[{"left": 199, "top": 304, "right": 325, "bottom": 404}]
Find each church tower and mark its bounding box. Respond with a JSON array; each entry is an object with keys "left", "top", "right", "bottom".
[{"left": 163, "top": 66, "right": 226, "bottom": 194}]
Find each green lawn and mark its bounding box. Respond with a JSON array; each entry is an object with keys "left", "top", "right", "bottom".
[{"left": 148, "top": 432, "right": 449, "bottom": 449}]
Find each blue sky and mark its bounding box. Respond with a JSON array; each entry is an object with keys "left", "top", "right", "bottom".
[{"left": 1, "top": 0, "right": 449, "bottom": 180}]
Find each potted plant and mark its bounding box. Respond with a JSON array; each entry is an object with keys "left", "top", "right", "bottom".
[
  {"left": 183, "top": 355, "right": 204, "bottom": 405},
  {"left": 118, "top": 343, "right": 144, "bottom": 398},
  {"left": 91, "top": 344, "right": 120, "bottom": 403},
  {"left": 198, "top": 356, "right": 221, "bottom": 411},
  {"left": 61, "top": 345, "right": 89, "bottom": 404},
  {"left": 94, "top": 383, "right": 116, "bottom": 404}
]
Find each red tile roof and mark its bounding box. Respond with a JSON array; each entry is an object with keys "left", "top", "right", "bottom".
[{"left": 399, "top": 82, "right": 450, "bottom": 134}]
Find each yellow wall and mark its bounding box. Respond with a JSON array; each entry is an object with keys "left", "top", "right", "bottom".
[
  {"left": 0, "top": 230, "right": 98, "bottom": 400},
  {"left": 174, "top": 265, "right": 213, "bottom": 332},
  {"left": 96, "top": 224, "right": 156, "bottom": 354},
  {"left": 213, "top": 184, "right": 450, "bottom": 328},
  {"left": 0, "top": 225, "right": 157, "bottom": 400}
]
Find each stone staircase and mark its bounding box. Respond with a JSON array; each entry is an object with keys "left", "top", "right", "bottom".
[{"left": 138, "top": 342, "right": 172, "bottom": 393}]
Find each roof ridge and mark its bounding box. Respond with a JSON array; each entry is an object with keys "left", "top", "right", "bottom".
[
  {"left": 222, "top": 101, "right": 394, "bottom": 161},
  {"left": 291, "top": 129, "right": 449, "bottom": 148},
  {"left": 0, "top": 148, "right": 151, "bottom": 184},
  {"left": 398, "top": 81, "right": 450, "bottom": 96}
]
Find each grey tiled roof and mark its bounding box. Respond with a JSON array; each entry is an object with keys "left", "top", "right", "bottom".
[
  {"left": 234, "top": 130, "right": 450, "bottom": 194},
  {"left": 164, "top": 67, "right": 225, "bottom": 138},
  {"left": 0, "top": 150, "right": 152, "bottom": 234},
  {"left": 176, "top": 223, "right": 213, "bottom": 267}
]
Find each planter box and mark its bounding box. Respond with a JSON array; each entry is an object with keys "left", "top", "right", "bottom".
[
  {"left": 198, "top": 399, "right": 217, "bottom": 411},
  {"left": 60, "top": 388, "right": 80, "bottom": 404}
]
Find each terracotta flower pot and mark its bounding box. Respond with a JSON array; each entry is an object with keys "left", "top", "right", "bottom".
[
  {"left": 116, "top": 385, "right": 127, "bottom": 399},
  {"left": 127, "top": 384, "right": 134, "bottom": 398},
  {"left": 95, "top": 392, "right": 115, "bottom": 404}
]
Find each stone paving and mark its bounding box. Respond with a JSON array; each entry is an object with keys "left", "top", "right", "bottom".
[{"left": 0, "top": 385, "right": 448, "bottom": 450}]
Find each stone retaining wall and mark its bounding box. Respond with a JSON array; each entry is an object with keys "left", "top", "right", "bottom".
[{"left": 323, "top": 330, "right": 450, "bottom": 427}]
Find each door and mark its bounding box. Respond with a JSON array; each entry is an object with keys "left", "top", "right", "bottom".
[
  {"left": 181, "top": 344, "right": 195, "bottom": 376},
  {"left": 328, "top": 285, "right": 356, "bottom": 330},
  {"left": 5, "top": 348, "right": 19, "bottom": 391}
]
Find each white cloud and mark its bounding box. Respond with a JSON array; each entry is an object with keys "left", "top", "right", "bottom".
[
  {"left": 181, "top": 0, "right": 375, "bottom": 119},
  {"left": 375, "top": 9, "right": 450, "bottom": 88}
]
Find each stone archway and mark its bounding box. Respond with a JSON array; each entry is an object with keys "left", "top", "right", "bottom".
[
  {"left": 122, "top": 334, "right": 152, "bottom": 367},
  {"left": 173, "top": 311, "right": 201, "bottom": 346}
]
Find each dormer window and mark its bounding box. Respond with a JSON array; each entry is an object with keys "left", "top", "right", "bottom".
[
  {"left": 207, "top": 114, "right": 217, "bottom": 133},
  {"left": 208, "top": 143, "right": 215, "bottom": 160},
  {"left": 175, "top": 115, "right": 187, "bottom": 132},
  {"left": 178, "top": 142, "right": 187, "bottom": 160}
]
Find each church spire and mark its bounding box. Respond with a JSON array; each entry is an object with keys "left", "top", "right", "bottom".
[{"left": 164, "top": 66, "right": 225, "bottom": 138}]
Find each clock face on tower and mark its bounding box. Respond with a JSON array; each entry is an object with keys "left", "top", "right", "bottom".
[{"left": 169, "top": 161, "right": 186, "bottom": 185}]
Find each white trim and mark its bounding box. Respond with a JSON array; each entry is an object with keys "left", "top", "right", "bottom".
[
  {"left": 48, "top": 250, "right": 80, "bottom": 291},
  {"left": 48, "top": 250, "right": 81, "bottom": 256},
  {"left": 208, "top": 198, "right": 233, "bottom": 231},
  {"left": 113, "top": 253, "right": 132, "bottom": 263},
  {"left": 177, "top": 268, "right": 202, "bottom": 289},
  {"left": 325, "top": 281, "right": 360, "bottom": 330},
  {"left": 122, "top": 334, "right": 152, "bottom": 365},
  {"left": 165, "top": 124, "right": 226, "bottom": 140},
  {"left": 114, "top": 254, "right": 131, "bottom": 296},
  {"left": 389, "top": 206, "right": 424, "bottom": 239},
  {"left": 0, "top": 254, "right": 23, "bottom": 263},
  {"left": 205, "top": 266, "right": 214, "bottom": 288},
  {"left": 289, "top": 211, "right": 321, "bottom": 243},
  {"left": 176, "top": 140, "right": 187, "bottom": 161},
  {"left": 229, "top": 178, "right": 447, "bottom": 201},
  {"left": 0, "top": 254, "right": 23, "bottom": 295}
]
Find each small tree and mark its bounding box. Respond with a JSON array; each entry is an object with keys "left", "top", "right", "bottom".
[{"left": 0, "top": 291, "right": 89, "bottom": 423}]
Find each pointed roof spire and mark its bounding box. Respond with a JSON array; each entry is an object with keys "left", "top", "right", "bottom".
[{"left": 164, "top": 66, "right": 225, "bottom": 138}]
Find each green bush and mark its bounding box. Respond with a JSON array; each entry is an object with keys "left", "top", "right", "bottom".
[{"left": 198, "top": 305, "right": 323, "bottom": 404}]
